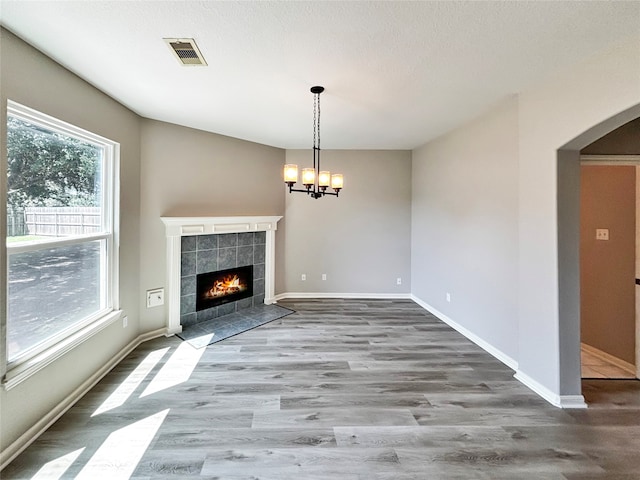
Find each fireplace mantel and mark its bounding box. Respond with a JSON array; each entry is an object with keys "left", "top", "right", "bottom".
[{"left": 161, "top": 216, "right": 282, "bottom": 334}]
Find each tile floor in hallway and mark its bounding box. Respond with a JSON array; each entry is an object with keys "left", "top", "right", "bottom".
[{"left": 581, "top": 346, "right": 636, "bottom": 379}]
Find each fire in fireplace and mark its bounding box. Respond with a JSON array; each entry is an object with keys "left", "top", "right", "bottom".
[{"left": 196, "top": 265, "right": 253, "bottom": 311}]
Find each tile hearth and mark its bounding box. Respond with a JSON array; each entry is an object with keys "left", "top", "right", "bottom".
[{"left": 176, "top": 303, "right": 293, "bottom": 348}]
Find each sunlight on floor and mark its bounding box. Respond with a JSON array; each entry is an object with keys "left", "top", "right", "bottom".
[
  {"left": 30, "top": 448, "right": 85, "bottom": 480},
  {"left": 75, "top": 409, "right": 169, "bottom": 480},
  {"left": 140, "top": 337, "right": 212, "bottom": 397},
  {"left": 27, "top": 342, "right": 198, "bottom": 479},
  {"left": 92, "top": 347, "right": 170, "bottom": 417}
]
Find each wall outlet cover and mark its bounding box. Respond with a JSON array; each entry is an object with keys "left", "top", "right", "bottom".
[{"left": 147, "top": 288, "right": 165, "bottom": 308}]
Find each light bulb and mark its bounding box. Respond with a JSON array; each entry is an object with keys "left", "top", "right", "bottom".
[
  {"left": 318, "top": 171, "right": 331, "bottom": 187},
  {"left": 283, "top": 164, "right": 298, "bottom": 183},
  {"left": 302, "top": 168, "right": 315, "bottom": 186},
  {"left": 331, "top": 174, "right": 344, "bottom": 190}
]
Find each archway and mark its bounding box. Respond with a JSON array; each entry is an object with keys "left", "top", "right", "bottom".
[{"left": 557, "top": 104, "right": 640, "bottom": 400}]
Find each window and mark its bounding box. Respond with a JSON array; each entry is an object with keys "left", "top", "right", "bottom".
[{"left": 5, "top": 101, "right": 119, "bottom": 373}]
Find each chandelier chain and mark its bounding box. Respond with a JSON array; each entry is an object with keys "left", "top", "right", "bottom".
[
  {"left": 317, "top": 92, "right": 320, "bottom": 151},
  {"left": 313, "top": 93, "right": 318, "bottom": 150}
]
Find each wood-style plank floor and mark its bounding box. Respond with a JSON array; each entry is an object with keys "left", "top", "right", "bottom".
[{"left": 4, "top": 299, "right": 640, "bottom": 479}]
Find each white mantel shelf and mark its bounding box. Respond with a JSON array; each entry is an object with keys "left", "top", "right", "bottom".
[
  {"left": 161, "top": 216, "right": 283, "bottom": 237},
  {"left": 161, "top": 216, "right": 283, "bottom": 335}
]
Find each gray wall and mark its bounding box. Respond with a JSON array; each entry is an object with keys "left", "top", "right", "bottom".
[
  {"left": 411, "top": 97, "right": 520, "bottom": 362},
  {"left": 520, "top": 35, "right": 640, "bottom": 397},
  {"left": 139, "top": 120, "right": 285, "bottom": 332},
  {"left": 0, "top": 28, "right": 141, "bottom": 452},
  {"left": 282, "top": 149, "right": 411, "bottom": 295},
  {"left": 556, "top": 148, "right": 583, "bottom": 396},
  {"left": 410, "top": 36, "right": 640, "bottom": 401}
]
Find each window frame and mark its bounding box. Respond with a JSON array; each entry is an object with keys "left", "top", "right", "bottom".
[{"left": 3, "top": 101, "right": 120, "bottom": 388}]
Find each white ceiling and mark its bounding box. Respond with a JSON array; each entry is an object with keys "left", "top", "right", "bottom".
[{"left": 1, "top": 1, "right": 639, "bottom": 150}]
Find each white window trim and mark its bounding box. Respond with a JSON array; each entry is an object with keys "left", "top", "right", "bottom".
[
  {"left": 3, "top": 310, "right": 122, "bottom": 390},
  {"left": 3, "top": 101, "right": 121, "bottom": 389}
]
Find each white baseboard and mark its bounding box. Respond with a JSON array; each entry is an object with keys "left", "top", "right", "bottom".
[
  {"left": 0, "top": 328, "right": 167, "bottom": 471},
  {"left": 410, "top": 295, "right": 586, "bottom": 409},
  {"left": 513, "top": 370, "right": 560, "bottom": 407},
  {"left": 581, "top": 342, "right": 636, "bottom": 375},
  {"left": 514, "top": 370, "right": 587, "bottom": 409},
  {"left": 274, "top": 292, "right": 412, "bottom": 301},
  {"left": 410, "top": 295, "right": 518, "bottom": 371},
  {"left": 558, "top": 395, "right": 589, "bottom": 409}
]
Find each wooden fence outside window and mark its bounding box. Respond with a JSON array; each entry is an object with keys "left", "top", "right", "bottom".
[{"left": 6, "top": 207, "right": 101, "bottom": 237}]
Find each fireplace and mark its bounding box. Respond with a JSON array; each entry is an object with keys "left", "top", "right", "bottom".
[
  {"left": 161, "top": 216, "right": 282, "bottom": 335},
  {"left": 179, "top": 231, "right": 265, "bottom": 326},
  {"left": 197, "top": 265, "right": 253, "bottom": 311}
]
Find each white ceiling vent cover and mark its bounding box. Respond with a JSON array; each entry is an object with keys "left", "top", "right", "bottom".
[{"left": 164, "top": 38, "right": 207, "bottom": 66}]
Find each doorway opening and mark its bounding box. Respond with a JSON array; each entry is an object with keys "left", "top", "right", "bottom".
[{"left": 578, "top": 158, "right": 637, "bottom": 380}]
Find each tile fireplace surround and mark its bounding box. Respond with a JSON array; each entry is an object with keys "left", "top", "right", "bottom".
[{"left": 161, "top": 216, "right": 282, "bottom": 334}]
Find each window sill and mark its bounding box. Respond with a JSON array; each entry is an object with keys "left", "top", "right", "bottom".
[{"left": 2, "top": 309, "right": 123, "bottom": 391}]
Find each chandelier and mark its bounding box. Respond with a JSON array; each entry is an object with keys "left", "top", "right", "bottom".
[{"left": 283, "top": 86, "right": 344, "bottom": 199}]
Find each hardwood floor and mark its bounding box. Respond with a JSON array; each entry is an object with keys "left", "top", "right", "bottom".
[{"left": 4, "top": 299, "right": 640, "bottom": 479}]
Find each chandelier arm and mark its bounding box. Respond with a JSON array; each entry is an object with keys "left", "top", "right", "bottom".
[{"left": 288, "top": 187, "right": 339, "bottom": 198}]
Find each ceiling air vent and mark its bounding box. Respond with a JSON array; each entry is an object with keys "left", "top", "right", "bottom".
[{"left": 164, "top": 38, "right": 207, "bottom": 66}]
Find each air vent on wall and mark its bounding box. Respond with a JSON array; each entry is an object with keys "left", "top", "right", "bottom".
[{"left": 164, "top": 38, "right": 207, "bottom": 66}]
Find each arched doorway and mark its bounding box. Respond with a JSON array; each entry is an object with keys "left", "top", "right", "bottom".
[{"left": 557, "top": 104, "right": 640, "bottom": 402}]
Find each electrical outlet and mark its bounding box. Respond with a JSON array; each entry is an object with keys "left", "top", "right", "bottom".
[
  {"left": 146, "top": 288, "right": 164, "bottom": 308},
  {"left": 301, "top": 274, "right": 306, "bottom": 281},
  {"left": 596, "top": 228, "right": 609, "bottom": 241},
  {"left": 446, "top": 292, "right": 451, "bottom": 302},
  {"left": 122, "top": 316, "right": 128, "bottom": 328},
  {"left": 397, "top": 277, "right": 402, "bottom": 285},
  {"left": 322, "top": 273, "right": 327, "bottom": 281}
]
